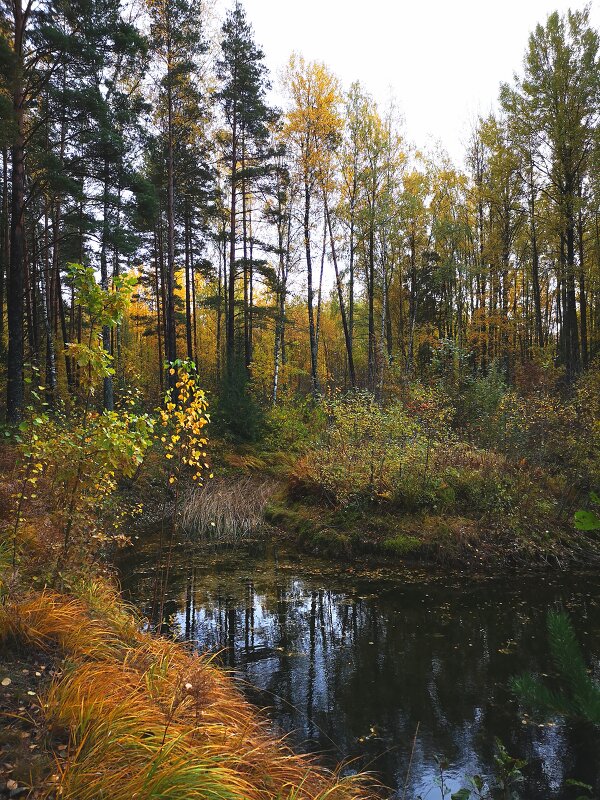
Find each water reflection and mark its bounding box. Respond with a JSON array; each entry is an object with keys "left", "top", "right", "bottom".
[{"left": 119, "top": 542, "right": 600, "bottom": 799}]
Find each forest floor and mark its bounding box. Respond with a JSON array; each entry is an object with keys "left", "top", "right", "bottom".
[{"left": 0, "top": 647, "right": 58, "bottom": 799}]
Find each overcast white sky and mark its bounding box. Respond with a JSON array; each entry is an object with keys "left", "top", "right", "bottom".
[{"left": 215, "top": 0, "right": 599, "bottom": 166}]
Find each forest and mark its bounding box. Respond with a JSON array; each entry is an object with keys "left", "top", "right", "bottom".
[{"left": 1, "top": 0, "right": 600, "bottom": 798}]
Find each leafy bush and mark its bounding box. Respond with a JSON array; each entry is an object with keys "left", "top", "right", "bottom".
[
  {"left": 13, "top": 406, "right": 154, "bottom": 560},
  {"left": 456, "top": 360, "right": 507, "bottom": 443},
  {"left": 262, "top": 397, "right": 327, "bottom": 453},
  {"left": 290, "top": 390, "right": 524, "bottom": 517},
  {"left": 292, "top": 391, "right": 422, "bottom": 505},
  {"left": 394, "top": 379, "right": 455, "bottom": 436}
]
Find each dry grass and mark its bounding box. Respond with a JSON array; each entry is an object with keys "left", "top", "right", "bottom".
[
  {"left": 181, "top": 476, "right": 278, "bottom": 542},
  {"left": 431, "top": 441, "right": 508, "bottom": 473},
  {"left": 0, "top": 586, "right": 378, "bottom": 800}
]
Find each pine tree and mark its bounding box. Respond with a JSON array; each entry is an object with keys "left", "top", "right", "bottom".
[
  {"left": 147, "top": 0, "right": 207, "bottom": 390},
  {"left": 216, "top": 0, "right": 273, "bottom": 375},
  {"left": 512, "top": 610, "right": 600, "bottom": 725}
]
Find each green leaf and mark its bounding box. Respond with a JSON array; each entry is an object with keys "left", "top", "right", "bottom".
[
  {"left": 566, "top": 779, "right": 592, "bottom": 791},
  {"left": 451, "top": 790, "right": 471, "bottom": 800},
  {"left": 574, "top": 510, "right": 600, "bottom": 531}
]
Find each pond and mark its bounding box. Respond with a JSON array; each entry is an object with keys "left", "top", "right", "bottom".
[{"left": 117, "top": 535, "right": 600, "bottom": 799}]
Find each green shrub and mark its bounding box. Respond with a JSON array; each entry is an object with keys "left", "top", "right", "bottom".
[
  {"left": 382, "top": 534, "right": 422, "bottom": 557},
  {"left": 391, "top": 465, "right": 440, "bottom": 513},
  {"left": 443, "top": 466, "right": 515, "bottom": 515},
  {"left": 292, "top": 391, "right": 424, "bottom": 505},
  {"left": 262, "top": 397, "right": 326, "bottom": 453},
  {"left": 457, "top": 360, "right": 507, "bottom": 443}
]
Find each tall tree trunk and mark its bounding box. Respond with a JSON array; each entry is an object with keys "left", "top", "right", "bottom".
[
  {"left": 324, "top": 196, "right": 355, "bottom": 387},
  {"left": 304, "top": 180, "right": 319, "bottom": 396},
  {"left": 190, "top": 229, "right": 198, "bottom": 366},
  {"left": 367, "top": 217, "right": 376, "bottom": 392},
  {"left": 184, "top": 203, "right": 193, "bottom": 361},
  {"left": 407, "top": 230, "right": 417, "bottom": 373},
  {"left": 241, "top": 131, "right": 250, "bottom": 370},
  {"left": 565, "top": 200, "right": 580, "bottom": 382},
  {"left": 378, "top": 252, "right": 388, "bottom": 400},
  {"left": 100, "top": 160, "right": 114, "bottom": 410},
  {"left": 153, "top": 228, "right": 164, "bottom": 393},
  {"left": 272, "top": 269, "right": 286, "bottom": 405},
  {"left": 158, "top": 216, "right": 168, "bottom": 387},
  {"left": 273, "top": 193, "right": 291, "bottom": 405},
  {"left": 0, "top": 147, "right": 8, "bottom": 353},
  {"left": 227, "top": 99, "right": 238, "bottom": 374},
  {"left": 7, "top": 0, "right": 26, "bottom": 422},
  {"left": 578, "top": 202, "right": 588, "bottom": 369},
  {"left": 248, "top": 205, "right": 254, "bottom": 367},
  {"left": 25, "top": 218, "right": 39, "bottom": 368},
  {"left": 165, "top": 47, "right": 177, "bottom": 389},
  {"left": 315, "top": 209, "right": 326, "bottom": 351},
  {"left": 42, "top": 202, "right": 57, "bottom": 404},
  {"left": 216, "top": 228, "right": 225, "bottom": 384},
  {"left": 526, "top": 161, "right": 544, "bottom": 349},
  {"left": 348, "top": 187, "right": 355, "bottom": 353}
]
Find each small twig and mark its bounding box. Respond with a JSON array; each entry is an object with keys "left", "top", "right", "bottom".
[{"left": 402, "top": 721, "right": 420, "bottom": 800}]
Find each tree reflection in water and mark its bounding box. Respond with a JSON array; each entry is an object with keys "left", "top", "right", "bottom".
[{"left": 119, "top": 544, "right": 600, "bottom": 799}]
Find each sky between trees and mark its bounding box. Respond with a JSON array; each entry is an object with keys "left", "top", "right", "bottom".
[{"left": 229, "top": 0, "right": 600, "bottom": 163}]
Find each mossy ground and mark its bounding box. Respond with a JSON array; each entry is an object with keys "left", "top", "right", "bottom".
[{"left": 263, "top": 493, "right": 592, "bottom": 570}]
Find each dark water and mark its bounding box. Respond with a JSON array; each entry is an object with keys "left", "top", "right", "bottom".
[{"left": 118, "top": 537, "right": 600, "bottom": 799}]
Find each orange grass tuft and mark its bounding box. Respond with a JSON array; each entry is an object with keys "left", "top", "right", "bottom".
[{"left": 0, "top": 587, "right": 380, "bottom": 800}]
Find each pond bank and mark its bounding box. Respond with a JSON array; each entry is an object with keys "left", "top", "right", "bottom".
[
  {"left": 179, "top": 463, "right": 597, "bottom": 571},
  {"left": 193, "top": 431, "right": 598, "bottom": 573},
  {"left": 264, "top": 495, "right": 595, "bottom": 570}
]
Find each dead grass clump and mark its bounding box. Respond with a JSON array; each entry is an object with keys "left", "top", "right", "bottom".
[
  {"left": 181, "top": 476, "right": 278, "bottom": 542},
  {"left": 1, "top": 589, "right": 378, "bottom": 800},
  {"left": 223, "top": 452, "right": 268, "bottom": 471},
  {"left": 431, "top": 441, "right": 507, "bottom": 473}
]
